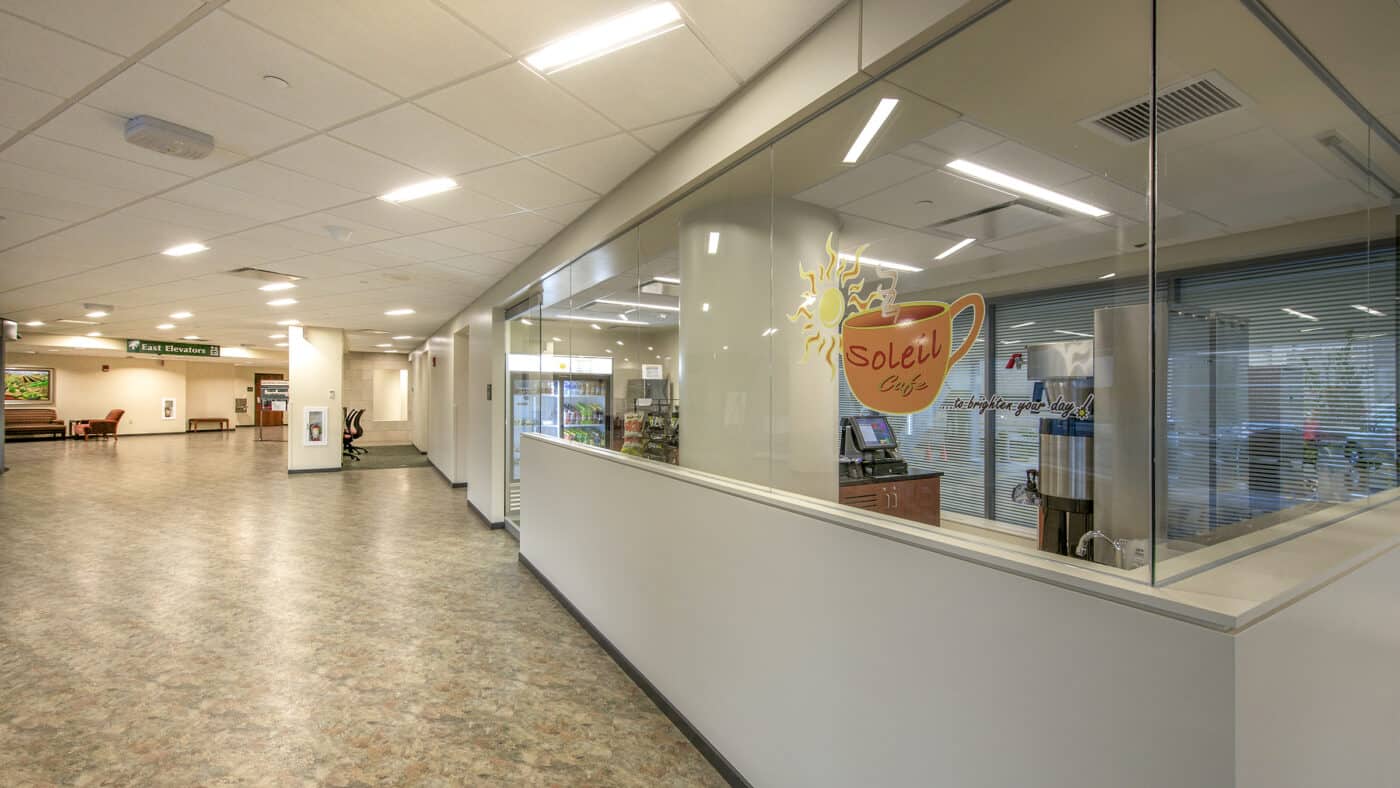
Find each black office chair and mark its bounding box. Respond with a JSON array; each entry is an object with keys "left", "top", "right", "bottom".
[{"left": 343, "top": 408, "right": 367, "bottom": 461}]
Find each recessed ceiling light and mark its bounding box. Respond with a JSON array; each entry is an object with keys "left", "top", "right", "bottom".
[
  {"left": 86, "top": 331, "right": 102, "bottom": 337},
  {"left": 1099, "top": 272, "right": 1117, "bottom": 280},
  {"left": 384, "top": 308, "right": 415, "bottom": 316},
  {"left": 836, "top": 252, "right": 923, "bottom": 273},
  {"left": 1352, "top": 304, "right": 1386, "bottom": 317},
  {"left": 707, "top": 231, "right": 720, "bottom": 255},
  {"left": 378, "top": 178, "right": 458, "bottom": 203},
  {"left": 615, "top": 340, "right": 624, "bottom": 346},
  {"left": 591, "top": 324, "right": 602, "bottom": 331},
  {"left": 551, "top": 336, "right": 563, "bottom": 342},
  {"left": 276, "top": 318, "right": 300, "bottom": 326},
  {"left": 376, "top": 343, "right": 392, "bottom": 348},
  {"left": 24, "top": 320, "right": 43, "bottom": 326},
  {"left": 259, "top": 282, "right": 297, "bottom": 292},
  {"left": 85, "top": 310, "right": 108, "bottom": 318},
  {"left": 1282, "top": 307, "right": 1319, "bottom": 321},
  {"left": 524, "top": 2, "right": 684, "bottom": 75},
  {"left": 654, "top": 276, "right": 681, "bottom": 284},
  {"left": 169, "top": 311, "right": 193, "bottom": 319},
  {"left": 157, "top": 323, "right": 175, "bottom": 330},
  {"left": 605, "top": 348, "right": 613, "bottom": 353},
  {"left": 520, "top": 318, "right": 533, "bottom": 325},
  {"left": 934, "top": 238, "right": 976, "bottom": 261},
  {"left": 595, "top": 298, "right": 680, "bottom": 312},
  {"left": 946, "top": 159, "right": 1110, "bottom": 217},
  {"left": 722, "top": 345, "right": 729, "bottom": 351},
  {"left": 392, "top": 335, "right": 413, "bottom": 340},
  {"left": 843, "top": 97, "right": 899, "bottom": 164},
  {"left": 183, "top": 335, "right": 201, "bottom": 340},
  {"left": 267, "top": 298, "right": 297, "bottom": 306},
  {"left": 702, "top": 302, "right": 710, "bottom": 312},
  {"left": 269, "top": 333, "right": 285, "bottom": 339},
  {"left": 162, "top": 242, "right": 209, "bottom": 257},
  {"left": 276, "top": 342, "right": 289, "bottom": 348}
]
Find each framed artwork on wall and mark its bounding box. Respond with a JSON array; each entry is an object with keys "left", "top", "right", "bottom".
[
  {"left": 4, "top": 367, "right": 54, "bottom": 405},
  {"left": 161, "top": 397, "right": 177, "bottom": 420},
  {"left": 304, "top": 406, "right": 328, "bottom": 446}
]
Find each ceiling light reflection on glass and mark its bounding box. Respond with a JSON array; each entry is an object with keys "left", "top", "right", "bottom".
[
  {"left": 555, "top": 315, "right": 649, "bottom": 326},
  {"left": 595, "top": 298, "right": 680, "bottom": 312},
  {"left": 524, "top": 3, "right": 684, "bottom": 75},
  {"left": 836, "top": 252, "right": 923, "bottom": 273},
  {"left": 934, "top": 238, "right": 976, "bottom": 261},
  {"left": 1282, "top": 307, "right": 1319, "bottom": 322},
  {"left": 706, "top": 231, "right": 720, "bottom": 255},
  {"left": 946, "top": 159, "right": 1110, "bottom": 217},
  {"left": 843, "top": 98, "right": 899, "bottom": 164},
  {"left": 653, "top": 276, "right": 681, "bottom": 284}
]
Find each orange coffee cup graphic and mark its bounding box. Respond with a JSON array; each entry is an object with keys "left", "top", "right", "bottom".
[{"left": 841, "top": 294, "right": 985, "bottom": 414}]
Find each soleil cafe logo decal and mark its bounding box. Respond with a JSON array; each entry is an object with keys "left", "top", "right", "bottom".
[{"left": 787, "top": 233, "right": 985, "bottom": 416}]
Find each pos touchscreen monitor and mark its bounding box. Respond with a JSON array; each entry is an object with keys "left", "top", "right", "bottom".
[{"left": 850, "top": 415, "right": 897, "bottom": 451}]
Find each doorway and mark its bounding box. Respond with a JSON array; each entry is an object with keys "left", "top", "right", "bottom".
[{"left": 254, "top": 373, "right": 285, "bottom": 427}]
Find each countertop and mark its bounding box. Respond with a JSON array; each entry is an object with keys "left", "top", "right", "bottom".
[{"left": 839, "top": 470, "right": 943, "bottom": 486}]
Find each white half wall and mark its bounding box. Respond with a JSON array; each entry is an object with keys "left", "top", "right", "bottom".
[
  {"left": 521, "top": 436, "right": 1236, "bottom": 788},
  {"left": 287, "top": 326, "right": 343, "bottom": 472}
]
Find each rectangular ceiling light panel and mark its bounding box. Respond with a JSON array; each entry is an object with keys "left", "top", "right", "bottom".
[{"left": 525, "top": 3, "right": 684, "bottom": 75}]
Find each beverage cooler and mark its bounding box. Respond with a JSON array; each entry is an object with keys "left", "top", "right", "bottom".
[
  {"left": 559, "top": 375, "right": 610, "bottom": 448},
  {"left": 510, "top": 374, "right": 559, "bottom": 484}
]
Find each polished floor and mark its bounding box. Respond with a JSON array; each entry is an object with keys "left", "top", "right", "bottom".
[{"left": 0, "top": 431, "right": 723, "bottom": 786}]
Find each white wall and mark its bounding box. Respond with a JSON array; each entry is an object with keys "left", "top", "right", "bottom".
[
  {"left": 410, "top": 350, "right": 428, "bottom": 450},
  {"left": 521, "top": 436, "right": 1236, "bottom": 787},
  {"left": 1235, "top": 544, "right": 1400, "bottom": 788},
  {"left": 7, "top": 355, "right": 195, "bottom": 435},
  {"left": 287, "top": 326, "right": 343, "bottom": 471},
  {"left": 426, "top": 335, "right": 457, "bottom": 481},
  {"left": 453, "top": 328, "right": 470, "bottom": 485}
]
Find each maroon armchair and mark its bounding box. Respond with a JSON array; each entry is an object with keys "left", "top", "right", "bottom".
[{"left": 75, "top": 409, "right": 125, "bottom": 441}]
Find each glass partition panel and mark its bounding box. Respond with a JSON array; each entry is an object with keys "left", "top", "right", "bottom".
[
  {"left": 505, "top": 296, "right": 542, "bottom": 526},
  {"left": 1154, "top": 0, "right": 1400, "bottom": 581},
  {"left": 771, "top": 0, "right": 1154, "bottom": 577}
]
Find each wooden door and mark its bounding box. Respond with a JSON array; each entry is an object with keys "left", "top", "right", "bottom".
[{"left": 254, "top": 373, "right": 285, "bottom": 427}]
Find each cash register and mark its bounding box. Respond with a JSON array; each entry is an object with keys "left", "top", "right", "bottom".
[{"left": 840, "top": 415, "right": 909, "bottom": 479}]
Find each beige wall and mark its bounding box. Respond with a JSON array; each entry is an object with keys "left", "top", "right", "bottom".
[
  {"left": 287, "top": 326, "right": 344, "bottom": 471},
  {"left": 343, "top": 351, "right": 411, "bottom": 445}
]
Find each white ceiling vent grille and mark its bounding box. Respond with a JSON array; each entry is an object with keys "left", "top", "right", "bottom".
[{"left": 1082, "top": 72, "right": 1248, "bottom": 143}]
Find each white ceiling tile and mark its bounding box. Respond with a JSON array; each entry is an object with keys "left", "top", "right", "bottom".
[
  {"left": 329, "top": 198, "right": 455, "bottom": 236},
  {"left": 795, "top": 153, "right": 932, "bottom": 209},
  {"left": 0, "top": 0, "right": 200, "bottom": 55},
  {"left": 982, "top": 218, "right": 1108, "bottom": 252},
  {"left": 332, "top": 103, "right": 514, "bottom": 176},
  {"left": 469, "top": 213, "right": 562, "bottom": 246},
  {"left": 82, "top": 64, "right": 312, "bottom": 158},
  {"left": 205, "top": 161, "right": 367, "bottom": 212},
  {"left": 369, "top": 236, "right": 465, "bottom": 262},
  {"left": 459, "top": 159, "right": 596, "bottom": 210},
  {"left": 36, "top": 103, "right": 245, "bottom": 177},
  {"left": 326, "top": 244, "right": 422, "bottom": 269},
  {"left": 918, "top": 120, "right": 1004, "bottom": 158},
  {"left": 407, "top": 186, "right": 520, "bottom": 224},
  {"left": 419, "top": 224, "right": 519, "bottom": 254},
  {"left": 229, "top": 225, "right": 346, "bottom": 254},
  {"left": 115, "top": 198, "right": 262, "bottom": 235},
  {"left": 224, "top": 0, "right": 510, "bottom": 97},
  {"left": 841, "top": 169, "right": 1012, "bottom": 229},
  {"left": 969, "top": 140, "right": 1092, "bottom": 187},
  {"left": 277, "top": 212, "right": 397, "bottom": 246},
  {"left": 162, "top": 180, "right": 310, "bottom": 223},
  {"left": 0, "top": 77, "right": 61, "bottom": 130},
  {"left": 682, "top": 0, "right": 841, "bottom": 80},
  {"left": 534, "top": 134, "right": 651, "bottom": 194},
  {"left": 259, "top": 253, "right": 378, "bottom": 279},
  {"left": 0, "top": 160, "right": 143, "bottom": 213},
  {"left": 263, "top": 136, "right": 428, "bottom": 196},
  {"left": 0, "top": 13, "right": 121, "bottom": 95},
  {"left": 417, "top": 63, "right": 618, "bottom": 156},
  {"left": 435, "top": 254, "right": 515, "bottom": 278},
  {"left": 536, "top": 199, "right": 596, "bottom": 225},
  {"left": 632, "top": 112, "right": 704, "bottom": 151},
  {"left": 488, "top": 245, "right": 539, "bottom": 264},
  {"left": 437, "top": 0, "right": 637, "bottom": 55},
  {"left": 2, "top": 135, "right": 186, "bottom": 193},
  {"left": 0, "top": 185, "right": 102, "bottom": 223},
  {"left": 548, "top": 28, "right": 736, "bottom": 130},
  {"left": 0, "top": 209, "right": 65, "bottom": 247},
  {"left": 144, "top": 11, "right": 396, "bottom": 130}
]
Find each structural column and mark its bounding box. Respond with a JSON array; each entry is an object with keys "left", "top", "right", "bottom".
[{"left": 288, "top": 325, "right": 345, "bottom": 472}]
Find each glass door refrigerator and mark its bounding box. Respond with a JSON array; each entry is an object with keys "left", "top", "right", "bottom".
[{"left": 559, "top": 375, "right": 610, "bottom": 448}]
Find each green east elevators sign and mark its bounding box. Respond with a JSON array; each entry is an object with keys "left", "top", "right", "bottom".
[{"left": 126, "top": 338, "right": 221, "bottom": 357}]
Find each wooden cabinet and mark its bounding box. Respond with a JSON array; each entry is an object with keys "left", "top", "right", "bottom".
[{"left": 838, "top": 475, "right": 941, "bottom": 527}]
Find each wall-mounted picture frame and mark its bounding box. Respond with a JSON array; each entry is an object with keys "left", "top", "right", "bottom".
[
  {"left": 4, "top": 367, "right": 54, "bottom": 405},
  {"left": 304, "top": 406, "right": 328, "bottom": 446},
  {"left": 161, "top": 397, "right": 177, "bottom": 421}
]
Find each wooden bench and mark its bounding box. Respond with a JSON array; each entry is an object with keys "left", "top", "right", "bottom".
[
  {"left": 187, "top": 417, "right": 231, "bottom": 433},
  {"left": 4, "top": 407, "right": 66, "bottom": 438}
]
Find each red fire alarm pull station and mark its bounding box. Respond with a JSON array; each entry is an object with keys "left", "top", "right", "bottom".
[
  {"left": 1005, "top": 352, "right": 1024, "bottom": 370},
  {"left": 102, "top": 364, "right": 110, "bottom": 372}
]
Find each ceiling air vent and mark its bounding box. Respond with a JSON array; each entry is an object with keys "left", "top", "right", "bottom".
[{"left": 1081, "top": 72, "right": 1248, "bottom": 144}]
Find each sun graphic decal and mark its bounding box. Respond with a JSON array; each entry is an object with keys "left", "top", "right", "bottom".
[{"left": 787, "top": 232, "right": 897, "bottom": 378}]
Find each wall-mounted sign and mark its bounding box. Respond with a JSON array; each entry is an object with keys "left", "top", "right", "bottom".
[
  {"left": 642, "top": 364, "right": 663, "bottom": 380},
  {"left": 788, "top": 234, "right": 985, "bottom": 415},
  {"left": 126, "top": 338, "right": 220, "bottom": 357},
  {"left": 509, "top": 353, "right": 614, "bottom": 375}
]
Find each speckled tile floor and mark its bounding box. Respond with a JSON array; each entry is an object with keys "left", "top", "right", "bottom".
[{"left": 0, "top": 431, "right": 724, "bottom": 787}]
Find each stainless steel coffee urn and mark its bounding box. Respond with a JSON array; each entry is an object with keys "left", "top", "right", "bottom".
[{"left": 1023, "top": 340, "right": 1096, "bottom": 559}]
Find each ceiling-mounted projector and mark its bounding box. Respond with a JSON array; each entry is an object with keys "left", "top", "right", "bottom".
[{"left": 124, "top": 115, "right": 214, "bottom": 160}]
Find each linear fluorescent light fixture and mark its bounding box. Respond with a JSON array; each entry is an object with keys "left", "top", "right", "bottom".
[
  {"left": 170, "top": 311, "right": 192, "bottom": 319},
  {"left": 843, "top": 98, "right": 899, "bottom": 164},
  {"left": 1282, "top": 307, "right": 1319, "bottom": 321},
  {"left": 385, "top": 308, "right": 415, "bottom": 316},
  {"left": 837, "top": 252, "right": 923, "bottom": 273},
  {"left": 707, "top": 231, "right": 720, "bottom": 255},
  {"left": 163, "top": 242, "right": 209, "bottom": 257},
  {"left": 57, "top": 319, "right": 98, "bottom": 325},
  {"left": 595, "top": 298, "right": 680, "bottom": 312},
  {"left": 84, "top": 310, "right": 108, "bottom": 318},
  {"left": 267, "top": 298, "right": 297, "bottom": 306},
  {"left": 1352, "top": 304, "right": 1386, "bottom": 317},
  {"left": 524, "top": 3, "right": 684, "bottom": 75},
  {"left": 276, "top": 319, "right": 300, "bottom": 326},
  {"left": 157, "top": 323, "right": 175, "bottom": 330},
  {"left": 555, "top": 314, "right": 650, "bottom": 326},
  {"left": 653, "top": 275, "right": 681, "bottom": 284},
  {"left": 946, "top": 159, "right": 1110, "bottom": 218},
  {"left": 934, "top": 238, "right": 976, "bottom": 260},
  {"left": 378, "top": 178, "right": 458, "bottom": 204},
  {"left": 259, "top": 282, "right": 297, "bottom": 292}
]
